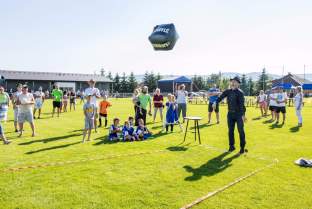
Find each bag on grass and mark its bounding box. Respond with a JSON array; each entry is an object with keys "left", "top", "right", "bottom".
[{"left": 295, "top": 158, "right": 312, "bottom": 167}]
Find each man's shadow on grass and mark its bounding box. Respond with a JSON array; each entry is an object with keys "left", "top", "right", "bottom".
[
  {"left": 289, "top": 126, "right": 300, "bottom": 133},
  {"left": 25, "top": 141, "right": 81, "bottom": 154},
  {"left": 183, "top": 152, "right": 240, "bottom": 181},
  {"left": 19, "top": 133, "right": 83, "bottom": 145}
]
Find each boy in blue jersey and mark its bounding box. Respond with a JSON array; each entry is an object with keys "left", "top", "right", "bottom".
[{"left": 207, "top": 84, "right": 221, "bottom": 124}]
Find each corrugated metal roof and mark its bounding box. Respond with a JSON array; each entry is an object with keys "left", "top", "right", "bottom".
[{"left": 0, "top": 69, "right": 113, "bottom": 82}]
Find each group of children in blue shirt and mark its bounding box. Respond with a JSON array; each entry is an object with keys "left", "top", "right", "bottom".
[{"left": 108, "top": 93, "right": 182, "bottom": 142}]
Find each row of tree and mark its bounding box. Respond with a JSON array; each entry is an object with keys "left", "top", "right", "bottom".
[
  {"left": 106, "top": 69, "right": 271, "bottom": 96},
  {"left": 192, "top": 68, "right": 271, "bottom": 96}
]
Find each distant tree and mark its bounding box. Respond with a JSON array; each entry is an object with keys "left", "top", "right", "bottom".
[
  {"left": 219, "top": 78, "right": 230, "bottom": 91},
  {"left": 256, "top": 68, "right": 269, "bottom": 92},
  {"left": 207, "top": 73, "right": 221, "bottom": 88},
  {"left": 192, "top": 75, "right": 205, "bottom": 91},
  {"left": 143, "top": 71, "right": 149, "bottom": 86},
  {"left": 240, "top": 74, "right": 248, "bottom": 95},
  {"left": 113, "top": 73, "right": 121, "bottom": 92},
  {"left": 107, "top": 71, "right": 113, "bottom": 80},
  {"left": 247, "top": 77, "right": 255, "bottom": 96},
  {"left": 128, "top": 72, "right": 138, "bottom": 93},
  {"left": 120, "top": 72, "right": 128, "bottom": 93},
  {"left": 156, "top": 72, "right": 162, "bottom": 82}
]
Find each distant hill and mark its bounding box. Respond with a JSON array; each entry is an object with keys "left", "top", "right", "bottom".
[{"left": 135, "top": 72, "right": 285, "bottom": 82}]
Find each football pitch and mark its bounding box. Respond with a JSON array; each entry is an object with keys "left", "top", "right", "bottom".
[{"left": 0, "top": 98, "right": 311, "bottom": 209}]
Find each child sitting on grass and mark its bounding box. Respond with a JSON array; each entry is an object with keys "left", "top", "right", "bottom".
[
  {"left": 109, "top": 118, "right": 122, "bottom": 141},
  {"left": 136, "top": 118, "right": 152, "bottom": 140},
  {"left": 164, "top": 94, "right": 183, "bottom": 133},
  {"left": 99, "top": 95, "right": 111, "bottom": 127},
  {"left": 82, "top": 94, "right": 96, "bottom": 143},
  {"left": 122, "top": 121, "right": 136, "bottom": 141}
]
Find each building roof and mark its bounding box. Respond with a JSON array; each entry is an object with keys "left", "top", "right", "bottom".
[
  {"left": 271, "top": 73, "right": 312, "bottom": 86},
  {"left": 0, "top": 69, "right": 113, "bottom": 83},
  {"left": 158, "top": 76, "right": 192, "bottom": 83}
]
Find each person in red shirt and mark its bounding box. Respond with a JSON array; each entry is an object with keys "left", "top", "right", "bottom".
[
  {"left": 99, "top": 95, "right": 112, "bottom": 127},
  {"left": 153, "top": 88, "right": 164, "bottom": 123}
]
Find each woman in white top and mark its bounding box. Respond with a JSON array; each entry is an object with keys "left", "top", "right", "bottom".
[
  {"left": 269, "top": 88, "right": 278, "bottom": 121},
  {"left": 257, "top": 90, "right": 267, "bottom": 117},
  {"left": 294, "top": 86, "right": 303, "bottom": 127},
  {"left": 175, "top": 84, "right": 188, "bottom": 123}
]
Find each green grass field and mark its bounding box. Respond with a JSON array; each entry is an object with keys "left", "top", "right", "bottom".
[{"left": 0, "top": 98, "right": 312, "bottom": 209}]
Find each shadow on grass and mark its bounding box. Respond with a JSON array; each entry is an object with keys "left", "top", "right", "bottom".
[
  {"left": 183, "top": 152, "right": 240, "bottom": 181},
  {"left": 19, "top": 133, "right": 83, "bottom": 145},
  {"left": 252, "top": 116, "right": 262, "bottom": 121},
  {"left": 269, "top": 123, "right": 284, "bottom": 129},
  {"left": 93, "top": 130, "right": 170, "bottom": 146},
  {"left": 289, "top": 126, "right": 300, "bottom": 133},
  {"left": 189, "top": 123, "right": 216, "bottom": 130},
  {"left": 263, "top": 119, "right": 274, "bottom": 124},
  {"left": 167, "top": 146, "right": 188, "bottom": 152},
  {"left": 151, "top": 124, "right": 164, "bottom": 130},
  {"left": 25, "top": 141, "right": 81, "bottom": 154}
]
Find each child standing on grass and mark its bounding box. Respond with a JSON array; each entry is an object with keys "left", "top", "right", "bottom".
[
  {"left": 136, "top": 118, "right": 152, "bottom": 140},
  {"left": 164, "top": 94, "right": 182, "bottom": 133},
  {"left": 122, "top": 121, "right": 136, "bottom": 141},
  {"left": 99, "top": 95, "right": 111, "bottom": 127},
  {"left": 128, "top": 116, "right": 135, "bottom": 127},
  {"left": 257, "top": 90, "right": 267, "bottom": 117},
  {"left": 109, "top": 118, "right": 122, "bottom": 141},
  {"left": 294, "top": 86, "right": 303, "bottom": 127},
  {"left": 82, "top": 94, "right": 96, "bottom": 143}
]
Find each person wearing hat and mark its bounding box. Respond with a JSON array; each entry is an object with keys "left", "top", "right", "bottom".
[
  {"left": 85, "top": 79, "right": 101, "bottom": 132},
  {"left": 16, "top": 85, "right": 35, "bottom": 137},
  {"left": 213, "top": 76, "right": 247, "bottom": 154},
  {"left": 12, "top": 83, "right": 23, "bottom": 132}
]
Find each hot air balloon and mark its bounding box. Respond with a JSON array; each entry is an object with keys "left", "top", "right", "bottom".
[{"left": 148, "top": 23, "right": 179, "bottom": 51}]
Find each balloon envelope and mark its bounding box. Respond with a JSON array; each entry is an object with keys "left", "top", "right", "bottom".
[{"left": 148, "top": 23, "right": 179, "bottom": 51}]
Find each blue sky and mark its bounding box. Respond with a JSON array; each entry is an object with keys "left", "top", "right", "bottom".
[{"left": 1, "top": 0, "right": 312, "bottom": 75}]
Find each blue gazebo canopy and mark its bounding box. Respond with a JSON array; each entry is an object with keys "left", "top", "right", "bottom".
[
  {"left": 303, "top": 84, "right": 312, "bottom": 90},
  {"left": 158, "top": 76, "right": 192, "bottom": 83},
  {"left": 272, "top": 83, "right": 293, "bottom": 90}
]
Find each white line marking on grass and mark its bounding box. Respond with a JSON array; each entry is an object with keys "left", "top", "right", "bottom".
[
  {"left": 180, "top": 145, "right": 279, "bottom": 209},
  {"left": 1, "top": 150, "right": 168, "bottom": 173}
]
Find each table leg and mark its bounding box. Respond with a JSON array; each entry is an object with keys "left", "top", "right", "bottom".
[
  {"left": 197, "top": 120, "right": 201, "bottom": 144},
  {"left": 194, "top": 120, "right": 197, "bottom": 142},
  {"left": 183, "top": 119, "right": 189, "bottom": 142}
]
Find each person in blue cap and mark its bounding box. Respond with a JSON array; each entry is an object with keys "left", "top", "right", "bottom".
[
  {"left": 213, "top": 77, "right": 247, "bottom": 154},
  {"left": 207, "top": 84, "right": 221, "bottom": 124}
]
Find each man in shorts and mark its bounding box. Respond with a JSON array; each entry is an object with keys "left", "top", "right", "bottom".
[
  {"left": 52, "top": 84, "right": 63, "bottom": 117},
  {"left": 85, "top": 79, "right": 101, "bottom": 132},
  {"left": 16, "top": 85, "right": 35, "bottom": 137},
  {"left": 275, "top": 86, "right": 288, "bottom": 125},
  {"left": 12, "top": 84, "right": 22, "bottom": 132},
  {"left": 33, "top": 87, "right": 45, "bottom": 119},
  {"left": 207, "top": 84, "right": 221, "bottom": 124}
]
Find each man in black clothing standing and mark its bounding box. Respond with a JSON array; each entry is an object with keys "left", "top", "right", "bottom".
[{"left": 213, "top": 77, "right": 247, "bottom": 154}]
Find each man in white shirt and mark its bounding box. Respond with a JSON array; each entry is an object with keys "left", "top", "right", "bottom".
[
  {"left": 275, "top": 87, "right": 288, "bottom": 125},
  {"left": 85, "top": 79, "right": 101, "bottom": 132},
  {"left": 33, "top": 87, "right": 45, "bottom": 119},
  {"left": 16, "top": 85, "right": 35, "bottom": 137},
  {"left": 12, "top": 83, "right": 23, "bottom": 132},
  {"left": 269, "top": 88, "right": 278, "bottom": 122}
]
